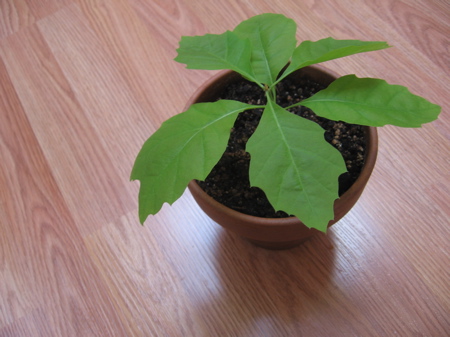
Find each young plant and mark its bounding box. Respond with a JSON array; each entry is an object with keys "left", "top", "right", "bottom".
[{"left": 131, "top": 13, "right": 440, "bottom": 232}]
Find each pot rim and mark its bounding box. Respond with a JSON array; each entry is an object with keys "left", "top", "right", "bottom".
[{"left": 187, "top": 65, "right": 378, "bottom": 228}]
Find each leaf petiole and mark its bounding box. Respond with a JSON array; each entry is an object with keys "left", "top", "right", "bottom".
[{"left": 284, "top": 101, "right": 306, "bottom": 111}]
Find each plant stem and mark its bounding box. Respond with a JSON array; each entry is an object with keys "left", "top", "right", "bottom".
[{"left": 265, "top": 85, "right": 277, "bottom": 102}]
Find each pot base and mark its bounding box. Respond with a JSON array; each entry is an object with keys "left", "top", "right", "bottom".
[{"left": 189, "top": 180, "right": 322, "bottom": 250}]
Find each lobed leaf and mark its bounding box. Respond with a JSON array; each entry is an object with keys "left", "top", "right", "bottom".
[
  {"left": 280, "top": 38, "right": 391, "bottom": 81},
  {"left": 131, "top": 100, "right": 259, "bottom": 223},
  {"left": 246, "top": 100, "right": 347, "bottom": 231},
  {"left": 174, "top": 30, "right": 257, "bottom": 83},
  {"left": 233, "top": 13, "right": 297, "bottom": 86},
  {"left": 300, "top": 75, "right": 441, "bottom": 127}
]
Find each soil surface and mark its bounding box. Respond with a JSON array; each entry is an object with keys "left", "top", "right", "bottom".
[{"left": 197, "top": 76, "right": 366, "bottom": 218}]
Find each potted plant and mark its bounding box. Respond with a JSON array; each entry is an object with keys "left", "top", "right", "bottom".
[{"left": 131, "top": 13, "right": 440, "bottom": 249}]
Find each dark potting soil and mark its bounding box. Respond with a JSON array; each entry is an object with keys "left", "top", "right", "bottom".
[{"left": 197, "top": 76, "right": 367, "bottom": 218}]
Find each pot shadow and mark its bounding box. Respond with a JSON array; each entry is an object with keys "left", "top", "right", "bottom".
[{"left": 194, "top": 229, "right": 337, "bottom": 335}]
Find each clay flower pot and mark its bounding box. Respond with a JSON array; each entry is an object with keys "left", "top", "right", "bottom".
[{"left": 187, "top": 66, "right": 378, "bottom": 249}]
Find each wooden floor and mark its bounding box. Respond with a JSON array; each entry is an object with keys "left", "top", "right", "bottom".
[{"left": 1, "top": 1, "right": 449, "bottom": 336}]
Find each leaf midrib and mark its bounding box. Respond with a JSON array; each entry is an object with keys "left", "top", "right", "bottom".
[
  {"left": 266, "top": 100, "right": 312, "bottom": 212},
  {"left": 154, "top": 104, "right": 260, "bottom": 177}
]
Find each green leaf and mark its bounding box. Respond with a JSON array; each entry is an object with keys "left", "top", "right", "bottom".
[
  {"left": 174, "top": 30, "right": 257, "bottom": 82},
  {"left": 131, "top": 100, "right": 258, "bottom": 223},
  {"left": 246, "top": 100, "right": 347, "bottom": 231},
  {"left": 233, "top": 13, "right": 297, "bottom": 86},
  {"left": 300, "top": 75, "right": 441, "bottom": 127},
  {"left": 280, "top": 38, "right": 391, "bottom": 81}
]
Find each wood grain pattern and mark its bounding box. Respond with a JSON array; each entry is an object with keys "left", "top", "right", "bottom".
[
  {"left": 1, "top": 1, "right": 449, "bottom": 336},
  {"left": 0, "top": 53, "right": 128, "bottom": 336}
]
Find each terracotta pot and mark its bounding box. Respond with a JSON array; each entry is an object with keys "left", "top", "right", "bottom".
[{"left": 187, "top": 66, "right": 378, "bottom": 249}]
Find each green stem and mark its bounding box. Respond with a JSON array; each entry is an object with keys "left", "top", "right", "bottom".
[
  {"left": 285, "top": 101, "right": 305, "bottom": 110},
  {"left": 265, "top": 85, "right": 277, "bottom": 102}
]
